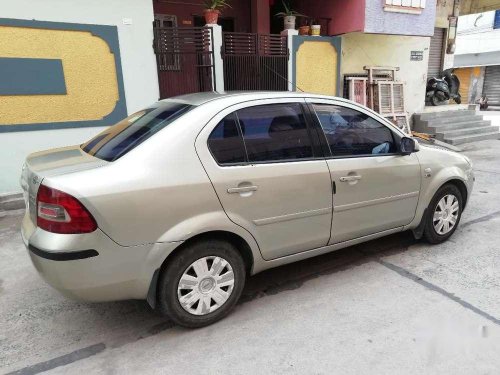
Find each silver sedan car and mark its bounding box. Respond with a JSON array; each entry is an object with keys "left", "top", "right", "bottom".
[{"left": 20, "top": 92, "right": 474, "bottom": 327}]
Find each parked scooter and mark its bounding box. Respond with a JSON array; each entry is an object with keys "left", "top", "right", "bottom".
[{"left": 426, "top": 68, "right": 461, "bottom": 106}]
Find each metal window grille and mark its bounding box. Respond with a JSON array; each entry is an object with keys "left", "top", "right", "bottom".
[{"left": 222, "top": 32, "right": 288, "bottom": 91}]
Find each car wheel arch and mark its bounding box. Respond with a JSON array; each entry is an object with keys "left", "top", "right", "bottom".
[
  {"left": 443, "top": 178, "right": 468, "bottom": 209},
  {"left": 147, "top": 230, "right": 256, "bottom": 309}
]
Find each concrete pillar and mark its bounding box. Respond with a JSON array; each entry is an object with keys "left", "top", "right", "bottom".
[
  {"left": 251, "top": 0, "right": 270, "bottom": 34},
  {"left": 208, "top": 24, "right": 225, "bottom": 92},
  {"left": 281, "top": 29, "right": 298, "bottom": 91}
]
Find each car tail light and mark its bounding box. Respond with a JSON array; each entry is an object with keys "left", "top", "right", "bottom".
[{"left": 36, "top": 184, "right": 97, "bottom": 234}]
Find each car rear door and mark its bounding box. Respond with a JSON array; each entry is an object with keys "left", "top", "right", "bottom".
[
  {"left": 306, "top": 99, "right": 421, "bottom": 244},
  {"left": 196, "top": 98, "right": 333, "bottom": 260}
]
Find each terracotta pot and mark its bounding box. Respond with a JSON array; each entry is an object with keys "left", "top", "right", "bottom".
[
  {"left": 298, "top": 25, "right": 310, "bottom": 35},
  {"left": 204, "top": 9, "right": 220, "bottom": 25}
]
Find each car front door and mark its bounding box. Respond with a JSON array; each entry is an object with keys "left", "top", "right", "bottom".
[
  {"left": 307, "top": 99, "right": 421, "bottom": 244},
  {"left": 196, "top": 99, "right": 333, "bottom": 260}
]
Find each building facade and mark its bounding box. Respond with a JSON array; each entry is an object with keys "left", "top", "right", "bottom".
[
  {"left": 1, "top": 0, "right": 491, "bottom": 196},
  {"left": 454, "top": 10, "right": 500, "bottom": 106},
  {"left": 0, "top": 0, "right": 159, "bottom": 194}
]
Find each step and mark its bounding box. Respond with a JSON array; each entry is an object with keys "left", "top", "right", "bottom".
[
  {"left": 425, "top": 120, "right": 491, "bottom": 132},
  {"left": 443, "top": 131, "right": 500, "bottom": 145},
  {"left": 0, "top": 196, "right": 25, "bottom": 211},
  {"left": 0, "top": 192, "right": 22, "bottom": 204},
  {"left": 421, "top": 114, "right": 481, "bottom": 125},
  {"left": 435, "top": 125, "right": 499, "bottom": 141},
  {"left": 416, "top": 110, "right": 476, "bottom": 121}
]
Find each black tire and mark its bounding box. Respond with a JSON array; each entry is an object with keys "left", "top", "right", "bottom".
[
  {"left": 424, "top": 184, "right": 463, "bottom": 244},
  {"left": 157, "top": 239, "right": 246, "bottom": 328},
  {"left": 431, "top": 95, "right": 444, "bottom": 106}
]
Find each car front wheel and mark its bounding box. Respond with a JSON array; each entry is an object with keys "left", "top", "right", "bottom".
[
  {"left": 424, "top": 184, "right": 463, "bottom": 244},
  {"left": 157, "top": 239, "right": 246, "bottom": 328}
]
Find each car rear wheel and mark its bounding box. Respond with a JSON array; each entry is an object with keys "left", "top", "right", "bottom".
[
  {"left": 157, "top": 239, "right": 246, "bottom": 328},
  {"left": 424, "top": 184, "right": 463, "bottom": 244}
]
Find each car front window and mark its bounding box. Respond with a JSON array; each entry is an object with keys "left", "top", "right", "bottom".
[{"left": 312, "top": 104, "right": 396, "bottom": 157}]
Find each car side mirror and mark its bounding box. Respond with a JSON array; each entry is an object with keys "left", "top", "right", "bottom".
[{"left": 400, "top": 137, "right": 419, "bottom": 155}]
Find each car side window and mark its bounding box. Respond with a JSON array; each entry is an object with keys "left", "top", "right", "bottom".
[
  {"left": 312, "top": 104, "right": 396, "bottom": 157},
  {"left": 208, "top": 113, "right": 246, "bottom": 165},
  {"left": 236, "top": 103, "right": 313, "bottom": 162}
]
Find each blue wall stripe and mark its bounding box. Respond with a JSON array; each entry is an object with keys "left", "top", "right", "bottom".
[{"left": 0, "top": 57, "right": 66, "bottom": 95}]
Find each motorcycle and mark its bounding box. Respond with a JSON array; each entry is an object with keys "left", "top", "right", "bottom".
[{"left": 426, "top": 68, "right": 461, "bottom": 106}]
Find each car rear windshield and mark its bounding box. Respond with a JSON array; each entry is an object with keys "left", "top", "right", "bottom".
[{"left": 81, "top": 102, "right": 193, "bottom": 161}]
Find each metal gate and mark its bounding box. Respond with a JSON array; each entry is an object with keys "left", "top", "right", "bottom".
[
  {"left": 153, "top": 25, "right": 215, "bottom": 99},
  {"left": 484, "top": 65, "right": 500, "bottom": 106},
  {"left": 222, "top": 32, "right": 288, "bottom": 91}
]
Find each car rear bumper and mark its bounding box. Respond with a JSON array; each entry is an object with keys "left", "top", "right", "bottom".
[{"left": 21, "top": 212, "right": 180, "bottom": 302}]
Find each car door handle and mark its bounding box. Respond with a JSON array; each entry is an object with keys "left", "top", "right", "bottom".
[
  {"left": 339, "top": 175, "right": 362, "bottom": 182},
  {"left": 227, "top": 185, "right": 258, "bottom": 194}
]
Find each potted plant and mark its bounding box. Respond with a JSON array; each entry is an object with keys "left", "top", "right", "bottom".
[
  {"left": 275, "top": 1, "right": 305, "bottom": 30},
  {"left": 203, "top": 0, "right": 231, "bottom": 25}
]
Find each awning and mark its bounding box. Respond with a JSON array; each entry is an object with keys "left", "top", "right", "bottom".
[{"left": 453, "top": 51, "right": 500, "bottom": 67}]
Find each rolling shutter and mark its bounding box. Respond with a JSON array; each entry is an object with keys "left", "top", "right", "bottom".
[
  {"left": 454, "top": 67, "right": 471, "bottom": 103},
  {"left": 484, "top": 65, "right": 500, "bottom": 105},
  {"left": 427, "top": 28, "right": 445, "bottom": 79}
]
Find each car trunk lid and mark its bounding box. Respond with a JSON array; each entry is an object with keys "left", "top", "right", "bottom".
[{"left": 20, "top": 145, "right": 107, "bottom": 226}]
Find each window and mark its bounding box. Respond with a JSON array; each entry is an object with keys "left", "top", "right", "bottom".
[
  {"left": 236, "top": 103, "right": 313, "bottom": 162},
  {"left": 313, "top": 104, "right": 396, "bottom": 157},
  {"left": 384, "top": 0, "right": 425, "bottom": 14},
  {"left": 81, "top": 102, "right": 192, "bottom": 161},
  {"left": 208, "top": 114, "right": 246, "bottom": 165}
]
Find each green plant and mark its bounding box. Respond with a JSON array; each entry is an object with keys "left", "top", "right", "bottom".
[
  {"left": 203, "top": 0, "right": 231, "bottom": 10},
  {"left": 275, "top": 0, "right": 305, "bottom": 18}
]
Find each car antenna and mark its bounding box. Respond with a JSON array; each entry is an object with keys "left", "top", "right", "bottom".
[{"left": 262, "top": 62, "right": 306, "bottom": 93}]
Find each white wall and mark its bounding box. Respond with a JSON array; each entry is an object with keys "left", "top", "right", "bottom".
[
  {"left": 0, "top": 0, "right": 159, "bottom": 194},
  {"left": 341, "top": 32, "right": 430, "bottom": 119}
]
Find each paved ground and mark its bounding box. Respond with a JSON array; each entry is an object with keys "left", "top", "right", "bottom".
[{"left": 2, "top": 139, "right": 500, "bottom": 375}]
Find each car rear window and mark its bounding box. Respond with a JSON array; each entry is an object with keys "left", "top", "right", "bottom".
[{"left": 81, "top": 102, "right": 193, "bottom": 161}]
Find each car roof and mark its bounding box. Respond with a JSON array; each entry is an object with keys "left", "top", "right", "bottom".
[
  {"left": 160, "top": 91, "right": 349, "bottom": 106},
  {"left": 158, "top": 91, "right": 407, "bottom": 137}
]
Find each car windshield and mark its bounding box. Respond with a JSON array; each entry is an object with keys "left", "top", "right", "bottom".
[{"left": 81, "top": 102, "right": 193, "bottom": 161}]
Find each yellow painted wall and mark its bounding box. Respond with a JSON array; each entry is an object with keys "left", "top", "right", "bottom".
[
  {"left": 341, "top": 32, "right": 430, "bottom": 116},
  {"left": 0, "top": 26, "right": 119, "bottom": 125},
  {"left": 296, "top": 41, "right": 338, "bottom": 96}
]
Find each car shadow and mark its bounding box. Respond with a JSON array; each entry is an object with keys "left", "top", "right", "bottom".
[
  {"left": 241, "top": 231, "right": 418, "bottom": 304},
  {"left": 144, "top": 231, "right": 418, "bottom": 334}
]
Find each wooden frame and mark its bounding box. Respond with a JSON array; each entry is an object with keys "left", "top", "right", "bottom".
[{"left": 346, "top": 77, "right": 367, "bottom": 107}]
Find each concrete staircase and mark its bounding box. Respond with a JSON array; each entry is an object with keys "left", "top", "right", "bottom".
[
  {"left": 0, "top": 192, "right": 24, "bottom": 217},
  {"left": 413, "top": 110, "right": 500, "bottom": 145}
]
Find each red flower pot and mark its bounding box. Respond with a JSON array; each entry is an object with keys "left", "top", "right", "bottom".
[{"left": 204, "top": 9, "right": 220, "bottom": 25}]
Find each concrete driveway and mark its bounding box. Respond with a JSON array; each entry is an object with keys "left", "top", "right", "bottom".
[{"left": 2, "top": 139, "right": 500, "bottom": 375}]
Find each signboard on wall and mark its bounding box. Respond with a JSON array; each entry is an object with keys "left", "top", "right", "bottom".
[{"left": 410, "top": 51, "right": 423, "bottom": 61}]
